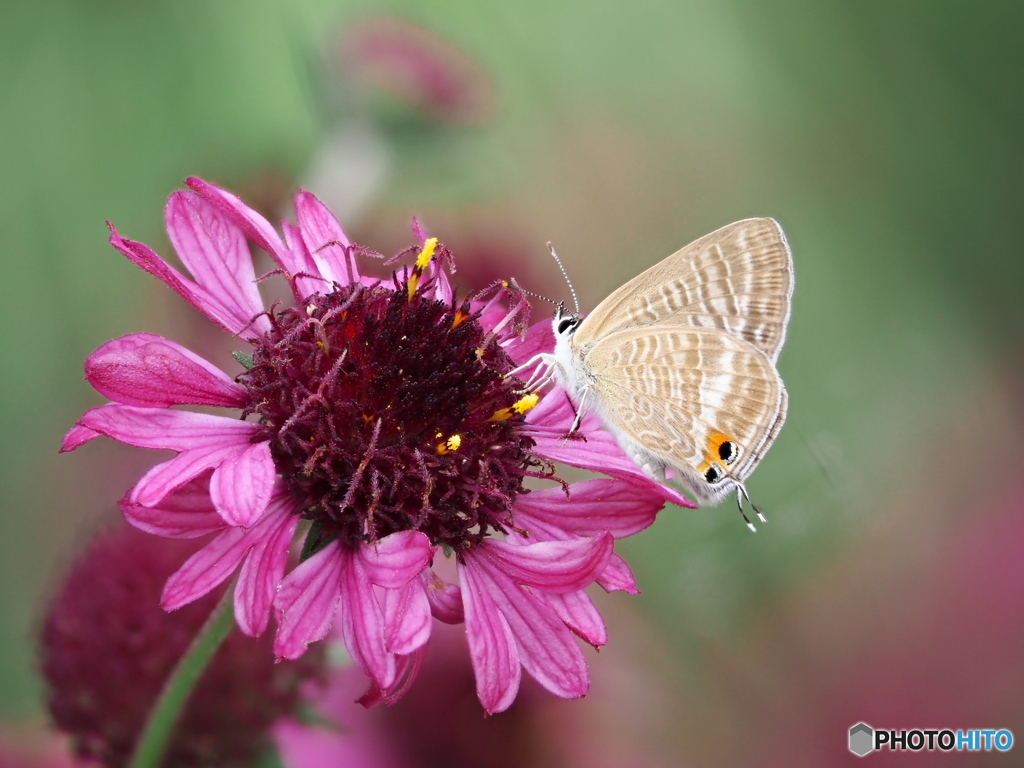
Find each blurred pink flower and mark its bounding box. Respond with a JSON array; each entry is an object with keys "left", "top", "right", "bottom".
[{"left": 62, "top": 179, "right": 691, "bottom": 712}]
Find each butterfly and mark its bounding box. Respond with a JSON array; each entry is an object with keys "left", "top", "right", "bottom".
[{"left": 526, "top": 219, "right": 792, "bottom": 529}]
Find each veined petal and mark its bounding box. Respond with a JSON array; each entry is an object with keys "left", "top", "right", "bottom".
[
  {"left": 467, "top": 552, "right": 590, "bottom": 702},
  {"left": 423, "top": 569, "right": 463, "bottom": 624},
  {"left": 537, "top": 590, "right": 607, "bottom": 648},
  {"left": 596, "top": 553, "right": 640, "bottom": 595},
  {"left": 295, "top": 190, "right": 356, "bottom": 286},
  {"left": 161, "top": 524, "right": 252, "bottom": 611},
  {"left": 338, "top": 552, "right": 395, "bottom": 689},
  {"left": 281, "top": 221, "right": 330, "bottom": 301},
  {"left": 185, "top": 177, "right": 301, "bottom": 279},
  {"left": 235, "top": 494, "right": 300, "bottom": 636},
  {"left": 357, "top": 649, "right": 426, "bottom": 709},
  {"left": 118, "top": 477, "right": 224, "bottom": 539},
  {"left": 130, "top": 442, "right": 259, "bottom": 510},
  {"left": 85, "top": 333, "right": 247, "bottom": 408},
  {"left": 515, "top": 478, "right": 662, "bottom": 538},
  {"left": 165, "top": 191, "right": 270, "bottom": 336},
  {"left": 358, "top": 531, "right": 433, "bottom": 589},
  {"left": 480, "top": 534, "right": 613, "bottom": 594},
  {"left": 274, "top": 542, "right": 345, "bottom": 660},
  {"left": 108, "top": 223, "right": 264, "bottom": 339},
  {"left": 383, "top": 578, "right": 432, "bottom": 655},
  {"left": 458, "top": 557, "right": 521, "bottom": 714},
  {"left": 210, "top": 440, "right": 276, "bottom": 527},
  {"left": 504, "top": 318, "right": 555, "bottom": 367},
  {"left": 78, "top": 404, "right": 258, "bottom": 451}
]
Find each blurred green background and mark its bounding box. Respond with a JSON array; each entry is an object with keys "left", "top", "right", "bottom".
[{"left": 4, "top": 1, "right": 1023, "bottom": 764}]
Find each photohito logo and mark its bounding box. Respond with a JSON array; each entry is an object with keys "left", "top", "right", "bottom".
[{"left": 848, "top": 723, "right": 1013, "bottom": 756}]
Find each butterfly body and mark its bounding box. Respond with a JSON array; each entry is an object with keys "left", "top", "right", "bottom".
[{"left": 549, "top": 218, "right": 793, "bottom": 508}]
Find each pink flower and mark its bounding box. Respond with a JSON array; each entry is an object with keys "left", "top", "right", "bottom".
[{"left": 62, "top": 178, "right": 692, "bottom": 712}]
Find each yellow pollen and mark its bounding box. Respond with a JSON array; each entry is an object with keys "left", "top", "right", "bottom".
[
  {"left": 489, "top": 392, "right": 540, "bottom": 421},
  {"left": 451, "top": 309, "right": 469, "bottom": 329},
  {"left": 435, "top": 434, "right": 462, "bottom": 454},
  {"left": 416, "top": 237, "right": 438, "bottom": 269}
]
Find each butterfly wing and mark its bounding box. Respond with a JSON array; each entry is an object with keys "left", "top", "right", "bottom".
[
  {"left": 583, "top": 324, "right": 788, "bottom": 505},
  {"left": 574, "top": 218, "right": 793, "bottom": 363}
]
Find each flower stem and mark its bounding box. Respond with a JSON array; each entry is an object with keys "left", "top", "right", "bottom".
[{"left": 128, "top": 586, "right": 236, "bottom": 768}]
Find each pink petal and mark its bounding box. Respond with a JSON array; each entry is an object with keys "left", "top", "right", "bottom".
[
  {"left": 60, "top": 423, "right": 101, "bottom": 452},
  {"left": 209, "top": 440, "right": 276, "bottom": 527},
  {"left": 468, "top": 552, "right": 590, "bottom": 702},
  {"left": 185, "top": 177, "right": 302, "bottom": 278},
  {"left": 596, "top": 553, "right": 640, "bottom": 595},
  {"left": 515, "top": 478, "right": 662, "bottom": 538},
  {"left": 480, "top": 534, "right": 613, "bottom": 593},
  {"left": 423, "top": 570, "right": 463, "bottom": 624},
  {"left": 294, "top": 190, "right": 357, "bottom": 286},
  {"left": 108, "top": 223, "right": 264, "bottom": 339},
  {"left": 537, "top": 590, "right": 607, "bottom": 648},
  {"left": 118, "top": 477, "right": 224, "bottom": 539},
  {"left": 234, "top": 494, "right": 300, "bottom": 636},
  {"left": 130, "top": 443, "right": 255, "bottom": 509},
  {"left": 274, "top": 542, "right": 345, "bottom": 659},
  {"left": 165, "top": 191, "right": 270, "bottom": 336},
  {"left": 338, "top": 551, "right": 395, "bottom": 689},
  {"left": 357, "top": 649, "right": 426, "bottom": 709},
  {"left": 382, "top": 579, "right": 432, "bottom": 655},
  {"left": 78, "top": 404, "right": 258, "bottom": 451},
  {"left": 281, "top": 221, "right": 330, "bottom": 300},
  {"left": 458, "top": 557, "right": 521, "bottom": 714},
  {"left": 162, "top": 524, "right": 254, "bottom": 610},
  {"left": 357, "top": 531, "right": 433, "bottom": 588},
  {"left": 85, "top": 333, "right": 247, "bottom": 408},
  {"left": 504, "top": 318, "right": 555, "bottom": 367}
]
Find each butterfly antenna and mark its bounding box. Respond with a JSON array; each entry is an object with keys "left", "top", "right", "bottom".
[
  {"left": 509, "top": 278, "right": 559, "bottom": 307},
  {"left": 547, "top": 242, "right": 579, "bottom": 314}
]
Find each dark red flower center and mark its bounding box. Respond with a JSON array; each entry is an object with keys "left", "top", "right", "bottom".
[{"left": 241, "top": 278, "right": 540, "bottom": 551}]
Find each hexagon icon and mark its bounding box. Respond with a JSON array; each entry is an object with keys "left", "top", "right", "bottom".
[{"left": 849, "top": 722, "right": 874, "bottom": 756}]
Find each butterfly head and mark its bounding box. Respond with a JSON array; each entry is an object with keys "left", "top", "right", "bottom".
[{"left": 553, "top": 303, "right": 583, "bottom": 339}]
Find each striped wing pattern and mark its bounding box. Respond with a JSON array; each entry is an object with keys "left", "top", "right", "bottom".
[
  {"left": 585, "top": 325, "right": 787, "bottom": 493},
  {"left": 574, "top": 218, "right": 793, "bottom": 363}
]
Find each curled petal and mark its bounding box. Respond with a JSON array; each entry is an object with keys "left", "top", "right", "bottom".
[
  {"left": 129, "top": 442, "right": 258, "bottom": 510},
  {"left": 274, "top": 542, "right": 345, "bottom": 660},
  {"left": 458, "top": 558, "right": 521, "bottom": 714},
  {"left": 537, "top": 590, "right": 607, "bottom": 648},
  {"left": 209, "top": 441, "right": 276, "bottom": 527},
  {"left": 118, "top": 477, "right": 223, "bottom": 539},
  {"left": 596, "top": 553, "right": 640, "bottom": 595},
  {"left": 85, "top": 333, "right": 246, "bottom": 408},
  {"left": 423, "top": 570, "right": 463, "bottom": 624},
  {"left": 481, "top": 534, "right": 613, "bottom": 594},
  {"left": 357, "top": 531, "right": 433, "bottom": 588},
  {"left": 357, "top": 649, "right": 426, "bottom": 709},
  {"left": 60, "top": 423, "right": 101, "bottom": 453}
]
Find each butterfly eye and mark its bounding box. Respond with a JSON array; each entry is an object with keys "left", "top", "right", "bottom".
[
  {"left": 703, "top": 464, "right": 723, "bottom": 484},
  {"left": 556, "top": 316, "right": 580, "bottom": 336},
  {"left": 718, "top": 440, "right": 738, "bottom": 466}
]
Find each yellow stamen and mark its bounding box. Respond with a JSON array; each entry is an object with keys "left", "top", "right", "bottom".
[
  {"left": 451, "top": 309, "right": 469, "bottom": 329},
  {"left": 407, "top": 237, "right": 439, "bottom": 301},
  {"left": 435, "top": 433, "right": 462, "bottom": 454},
  {"left": 489, "top": 393, "right": 540, "bottom": 421}
]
